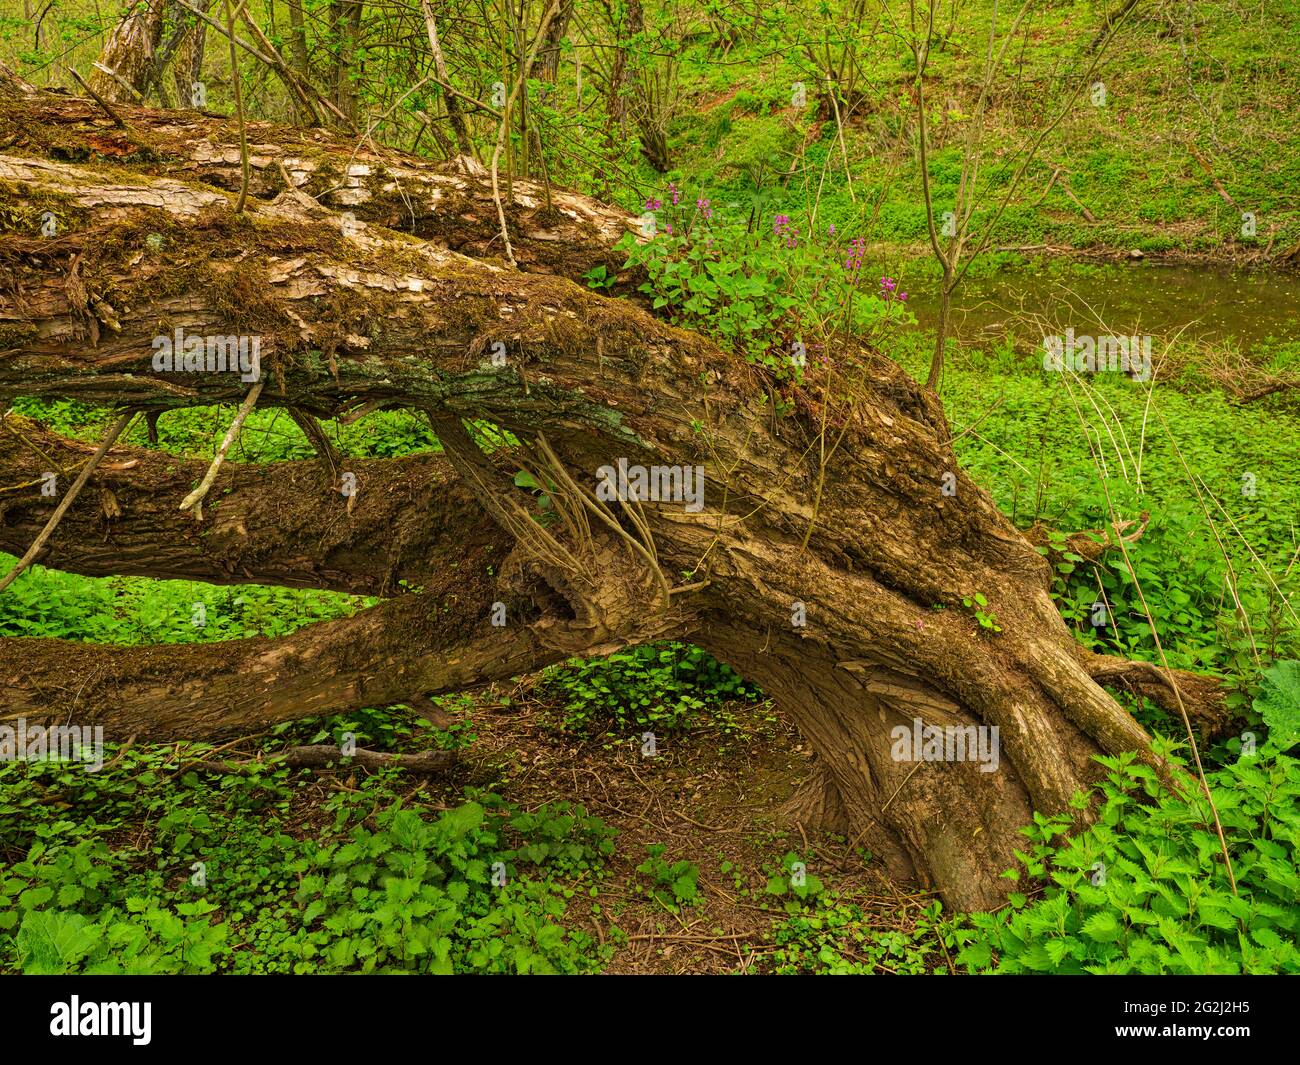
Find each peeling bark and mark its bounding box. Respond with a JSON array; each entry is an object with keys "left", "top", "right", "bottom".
[
  {"left": 0, "top": 94, "right": 1232, "bottom": 909},
  {"left": 88, "top": 0, "right": 167, "bottom": 103},
  {"left": 0, "top": 95, "right": 639, "bottom": 286}
]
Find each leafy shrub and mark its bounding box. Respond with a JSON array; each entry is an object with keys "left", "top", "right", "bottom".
[
  {"left": 0, "top": 772, "right": 616, "bottom": 975},
  {"left": 763, "top": 852, "right": 824, "bottom": 901},
  {"left": 0, "top": 562, "right": 364, "bottom": 644},
  {"left": 956, "top": 747, "right": 1300, "bottom": 974},
  {"left": 618, "top": 197, "right": 912, "bottom": 372},
  {"left": 1253, "top": 659, "right": 1300, "bottom": 756},
  {"left": 770, "top": 897, "right": 968, "bottom": 975},
  {"left": 540, "top": 641, "right": 762, "bottom": 735},
  {"left": 2, "top": 839, "right": 228, "bottom": 974},
  {"left": 287, "top": 801, "right": 604, "bottom": 974},
  {"left": 634, "top": 845, "right": 700, "bottom": 911}
]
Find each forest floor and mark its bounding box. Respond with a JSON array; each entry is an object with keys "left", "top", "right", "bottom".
[{"left": 422, "top": 686, "right": 926, "bottom": 975}]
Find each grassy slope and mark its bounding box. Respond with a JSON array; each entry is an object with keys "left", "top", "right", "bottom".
[{"left": 641, "top": 0, "right": 1300, "bottom": 261}]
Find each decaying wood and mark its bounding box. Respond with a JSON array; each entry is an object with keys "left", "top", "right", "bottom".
[
  {"left": 0, "top": 89, "right": 1234, "bottom": 910},
  {"left": 0, "top": 94, "right": 639, "bottom": 286}
]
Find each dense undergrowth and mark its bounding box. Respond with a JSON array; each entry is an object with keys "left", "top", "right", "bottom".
[
  {"left": 4, "top": 351, "right": 1297, "bottom": 973},
  {"left": 2, "top": 0, "right": 1298, "bottom": 975}
]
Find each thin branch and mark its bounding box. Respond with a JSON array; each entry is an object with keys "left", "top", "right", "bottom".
[
  {"left": 490, "top": 0, "right": 562, "bottom": 268},
  {"left": 68, "top": 68, "right": 128, "bottom": 128},
  {"left": 179, "top": 380, "right": 265, "bottom": 518},
  {"left": 0, "top": 409, "right": 135, "bottom": 594}
]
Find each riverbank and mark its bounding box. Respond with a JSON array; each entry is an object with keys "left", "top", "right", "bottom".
[{"left": 624, "top": 0, "right": 1300, "bottom": 267}]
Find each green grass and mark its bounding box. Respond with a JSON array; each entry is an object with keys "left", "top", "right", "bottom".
[{"left": 629, "top": 0, "right": 1300, "bottom": 261}]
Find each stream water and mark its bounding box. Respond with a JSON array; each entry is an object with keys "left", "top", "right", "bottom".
[{"left": 905, "top": 261, "right": 1300, "bottom": 352}]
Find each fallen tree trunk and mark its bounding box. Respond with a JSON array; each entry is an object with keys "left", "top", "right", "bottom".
[
  {"left": 0, "top": 91, "right": 1230, "bottom": 910},
  {"left": 0, "top": 414, "right": 501, "bottom": 594},
  {"left": 0, "top": 91, "right": 639, "bottom": 287}
]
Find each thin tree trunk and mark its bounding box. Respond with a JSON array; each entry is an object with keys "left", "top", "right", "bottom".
[
  {"left": 285, "top": 0, "right": 310, "bottom": 77},
  {"left": 420, "top": 0, "right": 473, "bottom": 156},
  {"left": 537, "top": 0, "right": 572, "bottom": 82}
]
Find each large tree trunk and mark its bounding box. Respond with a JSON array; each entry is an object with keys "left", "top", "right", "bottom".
[
  {"left": 0, "top": 96, "right": 638, "bottom": 286},
  {"left": 0, "top": 85, "right": 1227, "bottom": 910},
  {"left": 88, "top": 0, "right": 168, "bottom": 103}
]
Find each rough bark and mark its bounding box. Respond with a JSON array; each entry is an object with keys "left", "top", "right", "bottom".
[
  {"left": 88, "top": 0, "right": 168, "bottom": 103},
  {"left": 0, "top": 89, "right": 1231, "bottom": 910},
  {"left": 0, "top": 94, "right": 639, "bottom": 286},
  {"left": 0, "top": 415, "right": 500, "bottom": 594},
  {"left": 537, "top": 0, "right": 574, "bottom": 83},
  {"left": 284, "top": 0, "right": 310, "bottom": 78}
]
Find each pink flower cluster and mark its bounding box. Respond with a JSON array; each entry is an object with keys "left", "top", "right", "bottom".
[
  {"left": 844, "top": 236, "right": 865, "bottom": 273},
  {"left": 880, "top": 276, "right": 908, "bottom": 302},
  {"left": 772, "top": 214, "right": 799, "bottom": 248}
]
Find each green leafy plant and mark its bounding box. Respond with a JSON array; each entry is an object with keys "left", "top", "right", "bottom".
[
  {"left": 763, "top": 852, "right": 824, "bottom": 902},
  {"left": 1254, "top": 659, "right": 1300, "bottom": 755},
  {"left": 582, "top": 264, "right": 617, "bottom": 292},
  {"left": 634, "top": 845, "right": 700, "bottom": 911},
  {"left": 961, "top": 592, "right": 1002, "bottom": 633},
  {"left": 956, "top": 748, "right": 1300, "bottom": 974},
  {"left": 770, "top": 896, "right": 968, "bottom": 975},
  {"left": 617, "top": 201, "right": 911, "bottom": 375},
  {"left": 540, "top": 641, "right": 762, "bottom": 736}
]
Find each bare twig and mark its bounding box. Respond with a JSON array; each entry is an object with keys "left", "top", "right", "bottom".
[
  {"left": 68, "top": 68, "right": 128, "bottom": 128},
  {"left": 0, "top": 409, "right": 135, "bottom": 594},
  {"left": 490, "top": 0, "right": 561, "bottom": 268},
  {"left": 179, "top": 380, "right": 264, "bottom": 518}
]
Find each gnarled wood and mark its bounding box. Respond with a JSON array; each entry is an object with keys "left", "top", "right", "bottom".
[{"left": 0, "top": 100, "right": 1228, "bottom": 910}]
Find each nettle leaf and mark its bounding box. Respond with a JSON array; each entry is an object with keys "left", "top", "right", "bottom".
[
  {"left": 956, "top": 940, "right": 993, "bottom": 971},
  {"left": 1040, "top": 941, "right": 1071, "bottom": 967},
  {"left": 19, "top": 885, "right": 53, "bottom": 910},
  {"left": 1082, "top": 910, "right": 1123, "bottom": 943},
  {"left": 1255, "top": 660, "right": 1300, "bottom": 754},
  {"left": 56, "top": 884, "right": 84, "bottom": 907},
  {"left": 16, "top": 910, "right": 102, "bottom": 973}
]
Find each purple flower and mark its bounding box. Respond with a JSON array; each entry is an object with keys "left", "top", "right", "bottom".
[
  {"left": 844, "top": 236, "right": 865, "bottom": 272},
  {"left": 669, "top": 183, "right": 680, "bottom": 207},
  {"left": 665, "top": 223, "right": 673, "bottom": 235},
  {"left": 828, "top": 223, "right": 836, "bottom": 236},
  {"left": 773, "top": 214, "right": 791, "bottom": 235},
  {"left": 879, "top": 276, "right": 908, "bottom": 302},
  {"left": 645, "top": 197, "right": 662, "bottom": 211},
  {"left": 696, "top": 197, "right": 713, "bottom": 220}
]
